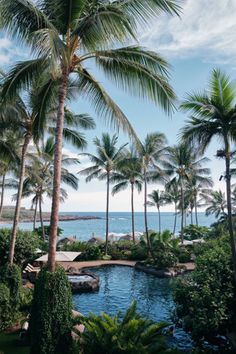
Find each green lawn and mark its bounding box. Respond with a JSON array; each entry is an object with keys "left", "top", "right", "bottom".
[{"left": 0, "top": 332, "right": 29, "bottom": 354}]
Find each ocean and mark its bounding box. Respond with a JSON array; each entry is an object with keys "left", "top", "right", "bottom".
[{"left": 0, "top": 212, "right": 216, "bottom": 241}]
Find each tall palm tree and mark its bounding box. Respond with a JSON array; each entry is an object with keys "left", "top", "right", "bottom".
[
  {"left": 139, "top": 133, "right": 167, "bottom": 255},
  {"left": 185, "top": 173, "right": 213, "bottom": 225},
  {"left": 79, "top": 134, "right": 126, "bottom": 254},
  {"left": 147, "top": 190, "right": 165, "bottom": 234},
  {"left": 0, "top": 134, "right": 20, "bottom": 218},
  {"left": 165, "top": 143, "right": 209, "bottom": 243},
  {"left": 0, "top": 0, "right": 180, "bottom": 271},
  {"left": 180, "top": 68, "right": 236, "bottom": 281},
  {"left": 111, "top": 149, "right": 142, "bottom": 243},
  {"left": 164, "top": 181, "right": 180, "bottom": 234},
  {"left": 21, "top": 137, "right": 79, "bottom": 239},
  {"left": 200, "top": 190, "right": 227, "bottom": 218}
]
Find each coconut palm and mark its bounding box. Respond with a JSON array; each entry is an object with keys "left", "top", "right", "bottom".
[
  {"left": 165, "top": 143, "right": 210, "bottom": 243},
  {"left": 200, "top": 190, "right": 227, "bottom": 218},
  {"left": 79, "top": 134, "right": 127, "bottom": 254},
  {"left": 0, "top": 85, "right": 93, "bottom": 264},
  {"left": 164, "top": 181, "right": 180, "bottom": 234},
  {"left": 147, "top": 190, "right": 166, "bottom": 234},
  {"left": 180, "top": 68, "right": 236, "bottom": 280},
  {"left": 21, "top": 137, "right": 79, "bottom": 239},
  {"left": 0, "top": 0, "right": 180, "bottom": 272},
  {"left": 111, "top": 149, "right": 142, "bottom": 243},
  {"left": 139, "top": 133, "right": 167, "bottom": 255},
  {"left": 185, "top": 173, "right": 213, "bottom": 225},
  {"left": 0, "top": 134, "right": 20, "bottom": 217}
]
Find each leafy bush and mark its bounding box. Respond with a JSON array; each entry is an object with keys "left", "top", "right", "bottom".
[
  {"left": 0, "top": 228, "right": 39, "bottom": 266},
  {"left": 62, "top": 241, "right": 88, "bottom": 252},
  {"left": 153, "top": 249, "right": 177, "bottom": 269},
  {"left": 183, "top": 224, "right": 210, "bottom": 240},
  {"left": 0, "top": 263, "right": 22, "bottom": 309},
  {"left": 29, "top": 266, "right": 73, "bottom": 354},
  {"left": 173, "top": 235, "right": 236, "bottom": 342},
  {"left": 0, "top": 283, "right": 12, "bottom": 330},
  {"left": 130, "top": 244, "right": 147, "bottom": 260},
  {"left": 73, "top": 301, "right": 180, "bottom": 354},
  {"left": 80, "top": 245, "right": 102, "bottom": 261},
  {"left": 173, "top": 247, "right": 192, "bottom": 263}
]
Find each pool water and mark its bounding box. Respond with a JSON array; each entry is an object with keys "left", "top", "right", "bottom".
[{"left": 73, "top": 265, "right": 193, "bottom": 351}]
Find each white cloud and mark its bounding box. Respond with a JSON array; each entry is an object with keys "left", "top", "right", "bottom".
[{"left": 141, "top": 0, "right": 236, "bottom": 63}]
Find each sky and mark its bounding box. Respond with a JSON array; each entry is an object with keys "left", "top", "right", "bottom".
[{"left": 1, "top": 0, "right": 236, "bottom": 212}]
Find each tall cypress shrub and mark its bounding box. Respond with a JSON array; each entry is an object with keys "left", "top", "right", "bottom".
[{"left": 29, "top": 266, "right": 73, "bottom": 354}]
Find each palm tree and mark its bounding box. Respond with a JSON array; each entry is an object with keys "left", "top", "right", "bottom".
[
  {"left": 22, "top": 137, "right": 79, "bottom": 239},
  {"left": 185, "top": 173, "right": 213, "bottom": 225},
  {"left": 139, "top": 133, "right": 167, "bottom": 255},
  {"left": 200, "top": 190, "right": 227, "bottom": 218},
  {"left": 164, "top": 181, "right": 180, "bottom": 234},
  {"left": 0, "top": 0, "right": 180, "bottom": 271},
  {"left": 147, "top": 190, "right": 165, "bottom": 234},
  {"left": 165, "top": 143, "right": 210, "bottom": 243},
  {"left": 79, "top": 134, "right": 126, "bottom": 254},
  {"left": 180, "top": 69, "right": 236, "bottom": 281},
  {"left": 111, "top": 149, "right": 142, "bottom": 243},
  {"left": 0, "top": 134, "right": 19, "bottom": 218}
]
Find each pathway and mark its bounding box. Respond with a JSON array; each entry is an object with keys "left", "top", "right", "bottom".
[{"left": 58, "top": 259, "right": 136, "bottom": 271}]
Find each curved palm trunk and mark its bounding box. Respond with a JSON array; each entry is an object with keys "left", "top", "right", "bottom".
[
  {"left": 180, "top": 177, "right": 184, "bottom": 244},
  {"left": 33, "top": 197, "right": 38, "bottom": 230},
  {"left": 144, "top": 169, "right": 152, "bottom": 257},
  {"left": 225, "top": 149, "right": 236, "bottom": 283},
  {"left": 8, "top": 134, "right": 31, "bottom": 265},
  {"left": 157, "top": 206, "right": 161, "bottom": 234},
  {"left": 173, "top": 204, "right": 177, "bottom": 235},
  {"left": 131, "top": 182, "right": 135, "bottom": 243},
  {"left": 39, "top": 194, "right": 45, "bottom": 241},
  {"left": 194, "top": 195, "right": 199, "bottom": 226},
  {"left": 105, "top": 172, "right": 110, "bottom": 255},
  {"left": 0, "top": 173, "right": 6, "bottom": 218},
  {"left": 48, "top": 68, "right": 68, "bottom": 272}
]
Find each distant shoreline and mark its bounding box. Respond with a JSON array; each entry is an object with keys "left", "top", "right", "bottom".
[{"left": 0, "top": 215, "right": 102, "bottom": 224}]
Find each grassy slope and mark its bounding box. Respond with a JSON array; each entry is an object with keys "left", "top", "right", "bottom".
[{"left": 0, "top": 333, "right": 29, "bottom": 354}]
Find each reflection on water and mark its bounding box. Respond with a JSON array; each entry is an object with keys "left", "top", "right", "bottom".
[{"left": 73, "top": 266, "right": 193, "bottom": 351}]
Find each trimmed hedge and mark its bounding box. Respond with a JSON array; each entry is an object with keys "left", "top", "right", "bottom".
[{"left": 29, "top": 266, "right": 73, "bottom": 354}]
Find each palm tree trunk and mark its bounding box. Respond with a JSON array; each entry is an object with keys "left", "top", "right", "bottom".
[
  {"left": 194, "top": 195, "right": 199, "bottom": 226},
  {"left": 105, "top": 171, "right": 110, "bottom": 255},
  {"left": 173, "top": 204, "right": 177, "bottom": 235},
  {"left": 131, "top": 182, "right": 135, "bottom": 243},
  {"left": 39, "top": 195, "right": 45, "bottom": 241},
  {"left": 8, "top": 134, "right": 31, "bottom": 265},
  {"left": 48, "top": 68, "right": 68, "bottom": 272},
  {"left": 33, "top": 197, "right": 38, "bottom": 230},
  {"left": 190, "top": 207, "right": 193, "bottom": 225},
  {"left": 180, "top": 177, "right": 184, "bottom": 244},
  {"left": 225, "top": 149, "right": 236, "bottom": 283},
  {"left": 0, "top": 173, "right": 6, "bottom": 218},
  {"left": 157, "top": 206, "right": 161, "bottom": 234},
  {"left": 144, "top": 169, "right": 152, "bottom": 257}
]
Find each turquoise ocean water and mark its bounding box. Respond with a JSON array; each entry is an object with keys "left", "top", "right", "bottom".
[{"left": 0, "top": 212, "right": 216, "bottom": 240}]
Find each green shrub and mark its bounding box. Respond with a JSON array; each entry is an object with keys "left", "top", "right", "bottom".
[
  {"left": 173, "top": 235, "right": 236, "bottom": 342},
  {"left": 0, "top": 263, "right": 22, "bottom": 309},
  {"left": 153, "top": 249, "right": 177, "bottom": 269},
  {"left": 174, "top": 247, "right": 192, "bottom": 263},
  {"left": 0, "top": 228, "right": 39, "bottom": 266},
  {"left": 130, "top": 244, "right": 147, "bottom": 260},
  {"left": 73, "top": 301, "right": 180, "bottom": 354},
  {"left": 0, "top": 283, "right": 12, "bottom": 330},
  {"left": 62, "top": 241, "right": 88, "bottom": 252},
  {"left": 183, "top": 224, "right": 210, "bottom": 240},
  {"left": 29, "top": 266, "right": 73, "bottom": 354},
  {"left": 80, "top": 245, "right": 101, "bottom": 261}
]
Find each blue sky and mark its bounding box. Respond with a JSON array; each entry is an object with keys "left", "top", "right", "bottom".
[{"left": 1, "top": 0, "right": 236, "bottom": 212}]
